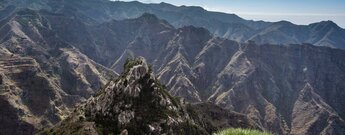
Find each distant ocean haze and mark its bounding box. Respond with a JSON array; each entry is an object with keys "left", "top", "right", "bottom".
[
  {"left": 238, "top": 13, "right": 345, "bottom": 28},
  {"left": 121, "top": 0, "right": 345, "bottom": 28}
]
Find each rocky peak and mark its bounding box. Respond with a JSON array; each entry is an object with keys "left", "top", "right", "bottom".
[
  {"left": 309, "top": 20, "right": 341, "bottom": 30},
  {"left": 180, "top": 5, "right": 205, "bottom": 12},
  {"left": 137, "top": 13, "right": 160, "bottom": 23},
  {"left": 318, "top": 20, "right": 339, "bottom": 28},
  {"left": 271, "top": 20, "right": 295, "bottom": 28},
  {"left": 41, "top": 57, "right": 260, "bottom": 135},
  {"left": 124, "top": 57, "right": 150, "bottom": 78},
  {"left": 45, "top": 57, "right": 208, "bottom": 135},
  {"left": 158, "top": 2, "right": 175, "bottom": 8},
  {"left": 178, "top": 25, "right": 211, "bottom": 37}
]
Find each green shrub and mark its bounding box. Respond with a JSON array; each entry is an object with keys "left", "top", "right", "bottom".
[
  {"left": 123, "top": 58, "right": 141, "bottom": 72},
  {"left": 213, "top": 128, "right": 272, "bottom": 135}
]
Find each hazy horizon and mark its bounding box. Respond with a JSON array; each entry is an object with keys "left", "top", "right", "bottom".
[{"left": 120, "top": 0, "right": 345, "bottom": 28}]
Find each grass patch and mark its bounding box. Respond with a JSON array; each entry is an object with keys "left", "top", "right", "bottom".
[{"left": 213, "top": 128, "right": 272, "bottom": 135}]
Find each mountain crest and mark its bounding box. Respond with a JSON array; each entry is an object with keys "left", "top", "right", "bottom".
[
  {"left": 38, "top": 57, "right": 262, "bottom": 135},
  {"left": 123, "top": 57, "right": 150, "bottom": 79},
  {"left": 137, "top": 13, "right": 160, "bottom": 23},
  {"left": 41, "top": 57, "right": 208, "bottom": 135},
  {"left": 319, "top": 20, "right": 339, "bottom": 27},
  {"left": 177, "top": 26, "right": 212, "bottom": 39}
]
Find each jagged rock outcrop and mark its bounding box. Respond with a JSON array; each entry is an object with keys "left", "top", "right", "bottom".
[
  {"left": 83, "top": 57, "right": 207, "bottom": 135},
  {"left": 39, "top": 58, "right": 258, "bottom": 135}
]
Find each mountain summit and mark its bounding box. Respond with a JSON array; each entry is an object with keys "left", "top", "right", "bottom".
[{"left": 40, "top": 57, "right": 258, "bottom": 135}]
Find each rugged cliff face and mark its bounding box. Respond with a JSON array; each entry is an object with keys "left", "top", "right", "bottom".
[{"left": 39, "top": 58, "right": 258, "bottom": 135}]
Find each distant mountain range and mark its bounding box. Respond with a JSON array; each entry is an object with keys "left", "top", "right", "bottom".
[
  {"left": 1, "top": 0, "right": 345, "bottom": 135},
  {"left": 1, "top": 0, "right": 344, "bottom": 49}
]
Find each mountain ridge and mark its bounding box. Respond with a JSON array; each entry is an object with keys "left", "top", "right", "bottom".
[{"left": 1, "top": 0, "right": 345, "bottom": 49}]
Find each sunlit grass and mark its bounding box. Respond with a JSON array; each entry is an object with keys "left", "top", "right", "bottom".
[{"left": 213, "top": 128, "right": 272, "bottom": 135}]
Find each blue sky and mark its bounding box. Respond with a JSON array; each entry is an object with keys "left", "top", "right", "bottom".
[{"left": 121, "top": 0, "right": 345, "bottom": 28}]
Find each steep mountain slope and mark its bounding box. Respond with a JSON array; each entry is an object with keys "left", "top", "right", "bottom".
[
  {"left": 208, "top": 44, "right": 345, "bottom": 135},
  {"left": 39, "top": 58, "right": 259, "bottom": 135},
  {"left": 1, "top": 0, "right": 345, "bottom": 49},
  {"left": 0, "top": 8, "right": 117, "bottom": 134}
]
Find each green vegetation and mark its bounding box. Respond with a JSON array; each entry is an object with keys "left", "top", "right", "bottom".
[
  {"left": 123, "top": 58, "right": 142, "bottom": 72},
  {"left": 39, "top": 119, "right": 84, "bottom": 135},
  {"left": 213, "top": 128, "right": 272, "bottom": 135},
  {"left": 154, "top": 79, "right": 180, "bottom": 107}
]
